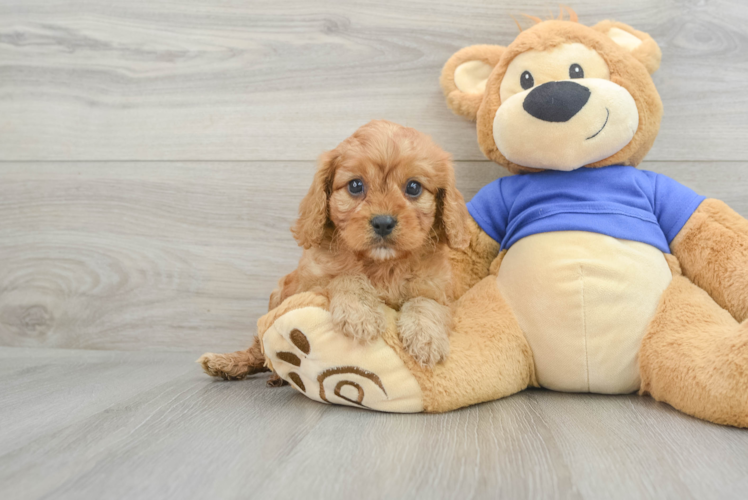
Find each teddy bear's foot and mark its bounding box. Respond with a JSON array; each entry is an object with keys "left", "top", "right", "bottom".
[
  {"left": 258, "top": 278, "right": 537, "bottom": 413},
  {"left": 640, "top": 266, "right": 748, "bottom": 428},
  {"left": 261, "top": 303, "right": 424, "bottom": 412}
]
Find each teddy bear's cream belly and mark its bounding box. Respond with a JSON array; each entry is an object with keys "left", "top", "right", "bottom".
[{"left": 496, "top": 231, "right": 672, "bottom": 394}]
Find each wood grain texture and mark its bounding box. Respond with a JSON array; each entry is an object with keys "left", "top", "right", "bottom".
[
  {"left": 1, "top": 161, "right": 745, "bottom": 352},
  {"left": 1, "top": 0, "right": 747, "bottom": 161},
  {"left": 1, "top": 2, "right": 747, "bottom": 498},
  {"left": 0, "top": 347, "right": 746, "bottom": 500}
]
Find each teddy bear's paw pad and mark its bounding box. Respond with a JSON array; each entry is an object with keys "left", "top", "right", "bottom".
[{"left": 261, "top": 306, "right": 424, "bottom": 412}]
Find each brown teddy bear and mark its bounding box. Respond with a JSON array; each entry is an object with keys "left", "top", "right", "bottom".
[{"left": 248, "top": 12, "right": 748, "bottom": 426}]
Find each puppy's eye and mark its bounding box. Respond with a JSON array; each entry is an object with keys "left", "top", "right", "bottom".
[
  {"left": 348, "top": 179, "right": 364, "bottom": 195},
  {"left": 520, "top": 70, "right": 534, "bottom": 90},
  {"left": 405, "top": 180, "right": 422, "bottom": 197},
  {"left": 569, "top": 63, "right": 584, "bottom": 79}
]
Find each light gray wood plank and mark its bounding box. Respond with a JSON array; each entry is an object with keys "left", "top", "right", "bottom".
[
  {"left": 530, "top": 392, "right": 748, "bottom": 499},
  {"left": 0, "top": 0, "right": 747, "bottom": 161},
  {"left": 1, "top": 347, "right": 747, "bottom": 500},
  {"left": 0, "top": 347, "right": 200, "bottom": 454},
  {"left": 0, "top": 162, "right": 311, "bottom": 352},
  {"left": 1, "top": 161, "right": 746, "bottom": 352}
]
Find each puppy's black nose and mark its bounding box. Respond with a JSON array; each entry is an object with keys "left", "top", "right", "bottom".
[
  {"left": 370, "top": 215, "right": 397, "bottom": 237},
  {"left": 523, "top": 81, "right": 590, "bottom": 122}
]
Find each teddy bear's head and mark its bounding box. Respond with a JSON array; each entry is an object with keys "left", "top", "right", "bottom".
[{"left": 441, "top": 11, "right": 663, "bottom": 174}]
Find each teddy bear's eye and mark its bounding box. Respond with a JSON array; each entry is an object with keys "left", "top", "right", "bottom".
[
  {"left": 348, "top": 179, "right": 364, "bottom": 195},
  {"left": 520, "top": 70, "right": 534, "bottom": 90},
  {"left": 569, "top": 63, "right": 584, "bottom": 79}
]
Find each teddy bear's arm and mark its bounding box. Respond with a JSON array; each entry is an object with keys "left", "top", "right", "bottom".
[
  {"left": 671, "top": 199, "right": 748, "bottom": 322},
  {"left": 449, "top": 218, "right": 500, "bottom": 299}
]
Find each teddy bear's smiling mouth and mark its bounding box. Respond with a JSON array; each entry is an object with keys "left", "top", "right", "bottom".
[{"left": 586, "top": 108, "right": 610, "bottom": 140}]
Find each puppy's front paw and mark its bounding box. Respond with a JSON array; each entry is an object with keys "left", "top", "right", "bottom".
[
  {"left": 330, "top": 292, "right": 386, "bottom": 343},
  {"left": 397, "top": 298, "right": 452, "bottom": 368}
]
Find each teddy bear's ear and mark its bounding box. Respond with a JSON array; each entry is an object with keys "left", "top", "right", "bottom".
[
  {"left": 440, "top": 45, "right": 505, "bottom": 121},
  {"left": 592, "top": 20, "right": 662, "bottom": 74}
]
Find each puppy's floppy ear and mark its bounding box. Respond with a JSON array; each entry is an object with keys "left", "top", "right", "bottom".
[
  {"left": 291, "top": 150, "right": 338, "bottom": 249},
  {"left": 440, "top": 45, "right": 505, "bottom": 121},
  {"left": 436, "top": 157, "right": 471, "bottom": 250},
  {"left": 593, "top": 20, "right": 662, "bottom": 74}
]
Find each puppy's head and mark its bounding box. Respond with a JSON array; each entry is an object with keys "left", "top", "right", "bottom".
[{"left": 292, "top": 120, "right": 470, "bottom": 260}]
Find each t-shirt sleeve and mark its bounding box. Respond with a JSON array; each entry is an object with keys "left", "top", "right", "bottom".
[
  {"left": 651, "top": 173, "right": 706, "bottom": 244},
  {"left": 466, "top": 179, "right": 510, "bottom": 244}
]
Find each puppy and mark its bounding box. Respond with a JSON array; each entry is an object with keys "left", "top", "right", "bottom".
[{"left": 200, "top": 120, "right": 471, "bottom": 381}]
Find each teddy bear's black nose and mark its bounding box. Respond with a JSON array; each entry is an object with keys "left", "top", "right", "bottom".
[
  {"left": 370, "top": 215, "right": 397, "bottom": 237},
  {"left": 523, "top": 81, "right": 591, "bottom": 122}
]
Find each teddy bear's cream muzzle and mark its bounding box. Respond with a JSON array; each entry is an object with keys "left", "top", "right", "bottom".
[{"left": 493, "top": 78, "right": 639, "bottom": 171}]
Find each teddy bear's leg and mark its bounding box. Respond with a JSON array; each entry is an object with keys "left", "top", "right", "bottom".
[
  {"left": 638, "top": 256, "right": 748, "bottom": 427},
  {"left": 671, "top": 199, "right": 748, "bottom": 322},
  {"left": 258, "top": 277, "right": 536, "bottom": 413}
]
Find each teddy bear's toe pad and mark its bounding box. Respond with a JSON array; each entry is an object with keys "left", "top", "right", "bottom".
[{"left": 261, "top": 306, "right": 423, "bottom": 412}]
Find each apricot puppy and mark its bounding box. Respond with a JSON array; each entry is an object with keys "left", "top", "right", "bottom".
[{"left": 200, "top": 120, "right": 471, "bottom": 377}]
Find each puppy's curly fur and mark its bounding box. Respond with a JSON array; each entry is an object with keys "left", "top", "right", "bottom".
[{"left": 200, "top": 120, "right": 471, "bottom": 378}]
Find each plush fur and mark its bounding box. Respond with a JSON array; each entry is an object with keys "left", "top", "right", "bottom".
[
  {"left": 639, "top": 256, "right": 748, "bottom": 427},
  {"left": 671, "top": 199, "right": 748, "bottom": 323},
  {"left": 434, "top": 12, "right": 747, "bottom": 424},
  {"left": 441, "top": 17, "right": 662, "bottom": 173},
  {"left": 381, "top": 274, "right": 537, "bottom": 412},
  {"left": 201, "top": 120, "right": 472, "bottom": 374},
  {"left": 440, "top": 44, "right": 505, "bottom": 121},
  {"left": 448, "top": 219, "right": 501, "bottom": 298}
]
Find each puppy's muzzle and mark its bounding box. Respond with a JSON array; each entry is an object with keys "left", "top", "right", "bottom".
[
  {"left": 370, "top": 215, "right": 397, "bottom": 238},
  {"left": 523, "top": 81, "right": 591, "bottom": 122}
]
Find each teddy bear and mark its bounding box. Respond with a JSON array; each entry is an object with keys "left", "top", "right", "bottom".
[{"left": 255, "top": 11, "right": 748, "bottom": 427}]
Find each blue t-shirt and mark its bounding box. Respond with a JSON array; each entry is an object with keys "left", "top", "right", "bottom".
[{"left": 467, "top": 165, "right": 705, "bottom": 253}]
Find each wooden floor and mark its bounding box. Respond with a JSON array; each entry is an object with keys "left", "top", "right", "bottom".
[
  {"left": 2, "top": 347, "right": 748, "bottom": 500},
  {"left": 1, "top": 1, "right": 747, "bottom": 498}
]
